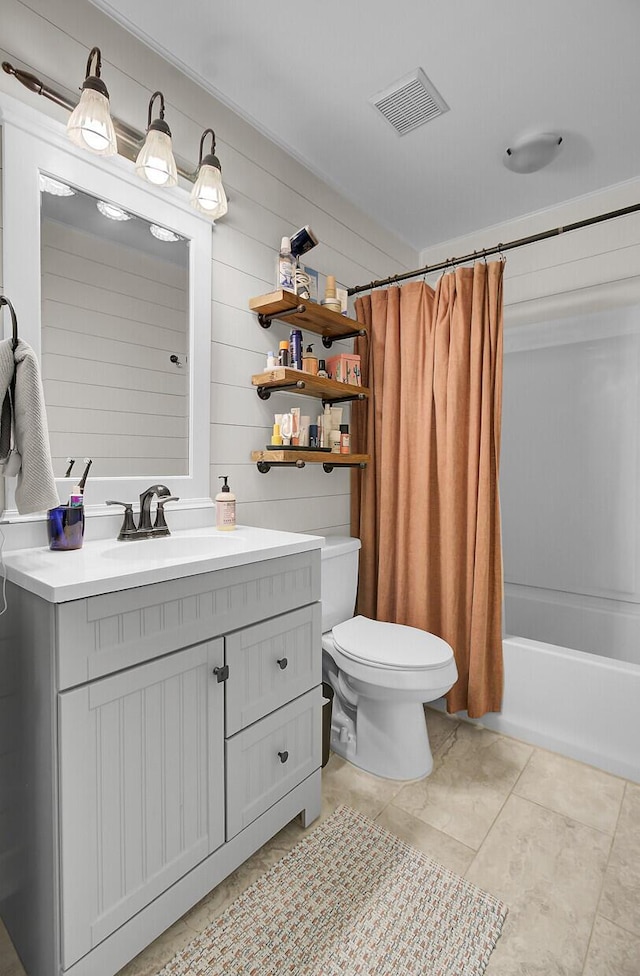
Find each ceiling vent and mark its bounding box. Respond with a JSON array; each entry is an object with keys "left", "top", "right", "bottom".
[{"left": 370, "top": 68, "right": 449, "bottom": 136}]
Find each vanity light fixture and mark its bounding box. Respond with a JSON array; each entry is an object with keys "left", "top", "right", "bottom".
[
  {"left": 96, "top": 200, "right": 132, "bottom": 221},
  {"left": 39, "top": 174, "right": 75, "bottom": 196},
  {"left": 190, "top": 128, "right": 228, "bottom": 220},
  {"left": 66, "top": 47, "right": 117, "bottom": 156},
  {"left": 135, "top": 91, "right": 178, "bottom": 188},
  {"left": 149, "top": 224, "right": 181, "bottom": 242}
]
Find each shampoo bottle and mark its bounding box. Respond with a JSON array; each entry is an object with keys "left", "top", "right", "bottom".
[{"left": 216, "top": 476, "right": 236, "bottom": 531}]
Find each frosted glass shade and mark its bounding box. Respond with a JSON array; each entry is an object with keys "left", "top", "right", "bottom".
[
  {"left": 190, "top": 163, "right": 228, "bottom": 219},
  {"left": 135, "top": 129, "right": 178, "bottom": 187},
  {"left": 66, "top": 89, "right": 117, "bottom": 156}
]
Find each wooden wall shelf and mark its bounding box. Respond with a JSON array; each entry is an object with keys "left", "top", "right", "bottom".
[
  {"left": 248, "top": 290, "right": 367, "bottom": 347},
  {"left": 251, "top": 367, "right": 369, "bottom": 404},
  {"left": 251, "top": 450, "right": 369, "bottom": 473}
]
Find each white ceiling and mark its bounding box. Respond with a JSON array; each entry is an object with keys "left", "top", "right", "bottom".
[{"left": 89, "top": 0, "right": 640, "bottom": 252}]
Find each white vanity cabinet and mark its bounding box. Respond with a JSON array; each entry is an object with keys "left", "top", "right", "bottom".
[{"left": 0, "top": 542, "right": 322, "bottom": 976}]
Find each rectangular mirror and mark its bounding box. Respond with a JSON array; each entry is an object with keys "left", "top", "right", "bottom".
[
  {"left": 1, "top": 92, "right": 212, "bottom": 516},
  {"left": 40, "top": 179, "right": 190, "bottom": 478}
]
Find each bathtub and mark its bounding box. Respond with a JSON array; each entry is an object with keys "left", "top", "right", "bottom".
[{"left": 434, "top": 636, "right": 640, "bottom": 784}]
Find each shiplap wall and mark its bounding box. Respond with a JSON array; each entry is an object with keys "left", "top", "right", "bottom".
[
  {"left": 418, "top": 176, "right": 640, "bottom": 325},
  {"left": 41, "top": 219, "right": 189, "bottom": 478},
  {"left": 0, "top": 0, "right": 416, "bottom": 536}
]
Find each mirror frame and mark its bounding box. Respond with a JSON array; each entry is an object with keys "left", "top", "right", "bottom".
[{"left": 0, "top": 91, "right": 212, "bottom": 520}]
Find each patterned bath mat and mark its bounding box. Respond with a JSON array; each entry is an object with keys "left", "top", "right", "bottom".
[{"left": 158, "top": 805, "right": 507, "bottom": 975}]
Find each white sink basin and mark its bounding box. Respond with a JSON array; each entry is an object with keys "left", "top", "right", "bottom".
[{"left": 102, "top": 534, "right": 242, "bottom": 562}]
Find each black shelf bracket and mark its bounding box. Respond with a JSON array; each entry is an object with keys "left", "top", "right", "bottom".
[
  {"left": 322, "top": 328, "right": 367, "bottom": 349},
  {"left": 257, "top": 380, "right": 306, "bottom": 400},
  {"left": 257, "top": 460, "right": 306, "bottom": 473},
  {"left": 321, "top": 391, "right": 367, "bottom": 407},
  {"left": 323, "top": 462, "right": 367, "bottom": 473},
  {"left": 258, "top": 303, "right": 307, "bottom": 329}
]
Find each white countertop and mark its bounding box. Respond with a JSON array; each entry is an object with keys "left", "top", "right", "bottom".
[{"left": 2, "top": 526, "right": 323, "bottom": 603}]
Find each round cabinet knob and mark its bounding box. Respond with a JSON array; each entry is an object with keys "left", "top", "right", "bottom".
[
  {"left": 277, "top": 657, "right": 288, "bottom": 670},
  {"left": 278, "top": 750, "right": 289, "bottom": 764}
]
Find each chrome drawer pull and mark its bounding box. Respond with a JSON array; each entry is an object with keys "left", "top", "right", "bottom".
[
  {"left": 276, "top": 657, "right": 288, "bottom": 670},
  {"left": 278, "top": 750, "right": 289, "bottom": 764}
]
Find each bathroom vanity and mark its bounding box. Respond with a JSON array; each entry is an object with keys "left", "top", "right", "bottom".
[{"left": 0, "top": 528, "right": 322, "bottom": 976}]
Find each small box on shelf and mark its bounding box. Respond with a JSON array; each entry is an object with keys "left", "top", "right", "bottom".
[{"left": 326, "top": 353, "right": 361, "bottom": 386}]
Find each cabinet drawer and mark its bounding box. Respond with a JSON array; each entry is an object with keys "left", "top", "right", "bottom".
[
  {"left": 225, "top": 687, "right": 321, "bottom": 840},
  {"left": 56, "top": 549, "right": 320, "bottom": 689},
  {"left": 225, "top": 604, "right": 321, "bottom": 735}
]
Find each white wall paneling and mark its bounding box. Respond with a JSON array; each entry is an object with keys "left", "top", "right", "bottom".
[{"left": 1, "top": 0, "right": 415, "bottom": 537}]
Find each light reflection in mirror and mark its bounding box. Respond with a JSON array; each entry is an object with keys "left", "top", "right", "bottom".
[{"left": 39, "top": 178, "right": 189, "bottom": 478}]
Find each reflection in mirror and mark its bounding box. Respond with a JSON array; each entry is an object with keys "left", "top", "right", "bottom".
[{"left": 39, "top": 176, "right": 189, "bottom": 478}]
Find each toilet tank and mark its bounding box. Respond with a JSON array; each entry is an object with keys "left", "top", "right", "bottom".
[{"left": 320, "top": 536, "right": 361, "bottom": 633}]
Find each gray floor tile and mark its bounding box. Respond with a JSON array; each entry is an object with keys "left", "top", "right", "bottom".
[
  {"left": 599, "top": 782, "right": 640, "bottom": 937},
  {"left": 392, "top": 721, "right": 533, "bottom": 849},
  {"left": 513, "top": 748, "right": 624, "bottom": 834},
  {"left": 583, "top": 916, "right": 640, "bottom": 976},
  {"left": 466, "top": 794, "right": 611, "bottom": 976}
]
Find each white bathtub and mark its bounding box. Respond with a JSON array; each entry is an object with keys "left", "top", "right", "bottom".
[{"left": 434, "top": 636, "right": 640, "bottom": 784}]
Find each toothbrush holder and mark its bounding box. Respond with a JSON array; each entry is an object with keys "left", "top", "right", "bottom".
[{"left": 47, "top": 504, "right": 85, "bottom": 551}]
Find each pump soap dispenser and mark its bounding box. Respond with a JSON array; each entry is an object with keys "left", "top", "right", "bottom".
[{"left": 216, "top": 476, "right": 236, "bottom": 531}]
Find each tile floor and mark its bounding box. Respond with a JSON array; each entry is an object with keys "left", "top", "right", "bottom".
[{"left": 1, "top": 709, "right": 639, "bottom": 976}]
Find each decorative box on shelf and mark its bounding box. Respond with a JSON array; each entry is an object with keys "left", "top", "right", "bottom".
[{"left": 326, "top": 354, "right": 361, "bottom": 386}]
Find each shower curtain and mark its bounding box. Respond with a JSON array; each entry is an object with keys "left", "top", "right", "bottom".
[{"left": 350, "top": 261, "right": 505, "bottom": 717}]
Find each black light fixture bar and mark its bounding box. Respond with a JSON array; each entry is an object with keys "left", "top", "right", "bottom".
[{"left": 2, "top": 59, "right": 198, "bottom": 183}]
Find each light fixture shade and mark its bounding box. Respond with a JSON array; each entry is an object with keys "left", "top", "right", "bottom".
[
  {"left": 135, "top": 128, "right": 178, "bottom": 186},
  {"left": 190, "top": 162, "right": 228, "bottom": 218},
  {"left": 66, "top": 88, "right": 117, "bottom": 155},
  {"left": 503, "top": 132, "right": 563, "bottom": 174}
]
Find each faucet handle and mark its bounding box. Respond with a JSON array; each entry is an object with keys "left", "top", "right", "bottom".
[
  {"left": 106, "top": 500, "right": 138, "bottom": 540},
  {"left": 154, "top": 496, "right": 180, "bottom": 534}
]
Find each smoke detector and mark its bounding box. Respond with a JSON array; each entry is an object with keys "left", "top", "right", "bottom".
[{"left": 370, "top": 67, "right": 449, "bottom": 136}]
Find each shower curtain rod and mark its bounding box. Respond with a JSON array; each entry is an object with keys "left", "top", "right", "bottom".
[{"left": 347, "top": 201, "right": 640, "bottom": 296}]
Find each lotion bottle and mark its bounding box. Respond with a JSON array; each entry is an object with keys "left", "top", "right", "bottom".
[{"left": 216, "top": 476, "right": 236, "bottom": 531}]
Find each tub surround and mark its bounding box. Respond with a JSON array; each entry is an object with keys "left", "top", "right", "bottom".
[{"left": 0, "top": 528, "right": 323, "bottom": 976}]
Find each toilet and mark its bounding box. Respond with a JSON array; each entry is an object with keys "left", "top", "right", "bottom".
[{"left": 321, "top": 537, "right": 458, "bottom": 781}]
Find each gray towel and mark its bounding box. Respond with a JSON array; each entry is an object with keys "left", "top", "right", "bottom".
[{"left": 0, "top": 337, "right": 60, "bottom": 514}]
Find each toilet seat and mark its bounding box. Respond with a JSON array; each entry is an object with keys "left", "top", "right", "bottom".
[{"left": 332, "top": 615, "right": 454, "bottom": 672}]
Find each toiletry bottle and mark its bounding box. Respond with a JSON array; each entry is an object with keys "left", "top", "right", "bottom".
[
  {"left": 340, "top": 424, "right": 350, "bottom": 454},
  {"left": 317, "top": 359, "right": 328, "bottom": 378},
  {"left": 271, "top": 423, "right": 282, "bottom": 446},
  {"left": 302, "top": 344, "right": 318, "bottom": 374},
  {"left": 329, "top": 429, "right": 342, "bottom": 453},
  {"left": 322, "top": 274, "right": 341, "bottom": 312},
  {"left": 289, "top": 328, "right": 303, "bottom": 370},
  {"left": 216, "top": 476, "right": 236, "bottom": 531},
  {"left": 277, "top": 236, "right": 295, "bottom": 291},
  {"left": 322, "top": 403, "right": 332, "bottom": 449},
  {"left": 266, "top": 350, "right": 277, "bottom": 369},
  {"left": 278, "top": 340, "right": 289, "bottom": 367}
]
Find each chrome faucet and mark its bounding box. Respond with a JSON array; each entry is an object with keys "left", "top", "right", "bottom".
[{"left": 107, "top": 484, "right": 179, "bottom": 540}]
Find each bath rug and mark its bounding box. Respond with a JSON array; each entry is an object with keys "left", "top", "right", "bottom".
[{"left": 156, "top": 805, "right": 507, "bottom": 975}]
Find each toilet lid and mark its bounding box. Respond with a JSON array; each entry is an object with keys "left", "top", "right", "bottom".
[{"left": 332, "top": 616, "right": 454, "bottom": 671}]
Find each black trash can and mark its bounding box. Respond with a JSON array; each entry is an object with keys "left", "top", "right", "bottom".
[{"left": 321, "top": 681, "right": 334, "bottom": 768}]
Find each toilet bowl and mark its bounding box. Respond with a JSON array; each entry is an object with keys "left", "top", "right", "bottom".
[{"left": 320, "top": 538, "right": 458, "bottom": 781}]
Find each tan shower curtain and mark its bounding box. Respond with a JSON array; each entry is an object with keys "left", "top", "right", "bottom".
[{"left": 350, "top": 261, "right": 504, "bottom": 718}]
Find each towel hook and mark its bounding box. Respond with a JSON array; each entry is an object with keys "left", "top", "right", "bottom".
[{"left": 0, "top": 296, "right": 19, "bottom": 351}]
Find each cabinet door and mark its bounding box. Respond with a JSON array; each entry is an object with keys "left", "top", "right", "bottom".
[{"left": 58, "top": 639, "right": 224, "bottom": 969}]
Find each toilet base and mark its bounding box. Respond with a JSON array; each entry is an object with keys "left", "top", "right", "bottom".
[{"left": 331, "top": 699, "right": 434, "bottom": 781}]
